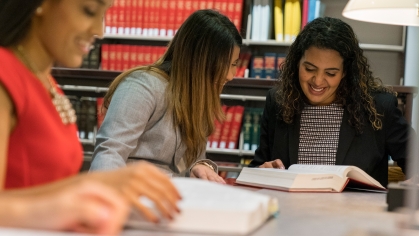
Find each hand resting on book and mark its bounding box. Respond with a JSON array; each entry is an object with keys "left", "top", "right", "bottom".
[
  {"left": 259, "top": 159, "right": 285, "bottom": 169},
  {"left": 190, "top": 164, "right": 226, "bottom": 184}
]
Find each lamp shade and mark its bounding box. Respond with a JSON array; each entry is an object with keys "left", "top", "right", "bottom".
[{"left": 342, "top": 0, "right": 419, "bottom": 26}]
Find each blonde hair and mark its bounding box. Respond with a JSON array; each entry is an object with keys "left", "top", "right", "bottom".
[{"left": 103, "top": 10, "right": 242, "bottom": 166}]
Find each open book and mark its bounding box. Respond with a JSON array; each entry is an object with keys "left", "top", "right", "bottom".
[
  {"left": 126, "top": 178, "right": 279, "bottom": 235},
  {"left": 236, "top": 164, "right": 386, "bottom": 193}
]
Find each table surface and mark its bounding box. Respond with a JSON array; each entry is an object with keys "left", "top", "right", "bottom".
[{"left": 1, "top": 189, "right": 418, "bottom": 236}]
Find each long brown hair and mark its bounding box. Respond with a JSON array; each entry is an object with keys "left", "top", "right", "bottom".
[
  {"left": 103, "top": 9, "right": 242, "bottom": 166},
  {"left": 277, "top": 17, "right": 394, "bottom": 134}
]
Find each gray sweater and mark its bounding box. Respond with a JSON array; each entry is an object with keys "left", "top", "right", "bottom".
[{"left": 90, "top": 70, "right": 216, "bottom": 176}]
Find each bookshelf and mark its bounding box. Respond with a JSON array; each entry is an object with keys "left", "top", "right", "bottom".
[
  {"left": 61, "top": 0, "right": 411, "bottom": 171},
  {"left": 102, "top": 34, "right": 405, "bottom": 52},
  {"left": 94, "top": 0, "right": 406, "bottom": 86},
  {"left": 52, "top": 68, "right": 272, "bottom": 169},
  {"left": 53, "top": 68, "right": 417, "bottom": 174}
]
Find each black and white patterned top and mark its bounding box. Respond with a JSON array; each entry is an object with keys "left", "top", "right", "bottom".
[{"left": 297, "top": 103, "right": 344, "bottom": 165}]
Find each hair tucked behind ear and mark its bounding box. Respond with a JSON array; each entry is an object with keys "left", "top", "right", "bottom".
[
  {"left": 0, "top": 0, "right": 44, "bottom": 46},
  {"left": 277, "top": 17, "right": 393, "bottom": 134},
  {"left": 104, "top": 9, "right": 242, "bottom": 167}
]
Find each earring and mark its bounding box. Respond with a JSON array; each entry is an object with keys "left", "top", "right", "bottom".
[{"left": 36, "top": 7, "right": 43, "bottom": 15}]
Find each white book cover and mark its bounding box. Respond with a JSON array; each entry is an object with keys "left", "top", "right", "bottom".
[
  {"left": 251, "top": 0, "right": 262, "bottom": 40},
  {"left": 126, "top": 178, "right": 279, "bottom": 235},
  {"left": 260, "top": 0, "right": 272, "bottom": 41}
]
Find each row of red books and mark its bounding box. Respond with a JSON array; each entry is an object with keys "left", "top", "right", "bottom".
[
  {"left": 105, "top": 0, "right": 244, "bottom": 37},
  {"left": 101, "top": 44, "right": 167, "bottom": 71},
  {"left": 208, "top": 105, "right": 245, "bottom": 150}
]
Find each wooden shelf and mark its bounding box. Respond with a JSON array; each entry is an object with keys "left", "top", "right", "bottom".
[
  {"left": 52, "top": 68, "right": 276, "bottom": 88},
  {"left": 104, "top": 34, "right": 173, "bottom": 41},
  {"left": 103, "top": 35, "right": 404, "bottom": 52},
  {"left": 80, "top": 139, "right": 95, "bottom": 145},
  {"left": 206, "top": 148, "right": 254, "bottom": 156}
]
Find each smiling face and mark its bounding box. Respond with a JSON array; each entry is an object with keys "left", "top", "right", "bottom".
[
  {"left": 298, "top": 46, "right": 345, "bottom": 106},
  {"left": 35, "top": 0, "right": 112, "bottom": 67}
]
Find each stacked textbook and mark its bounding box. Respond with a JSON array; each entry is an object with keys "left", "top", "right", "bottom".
[
  {"left": 127, "top": 178, "right": 279, "bottom": 235},
  {"left": 236, "top": 164, "right": 386, "bottom": 193}
]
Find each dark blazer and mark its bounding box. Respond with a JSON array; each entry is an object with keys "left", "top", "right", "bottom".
[{"left": 250, "top": 88, "right": 413, "bottom": 187}]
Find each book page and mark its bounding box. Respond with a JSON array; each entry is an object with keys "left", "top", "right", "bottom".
[
  {"left": 345, "top": 167, "right": 384, "bottom": 189},
  {"left": 289, "top": 164, "right": 351, "bottom": 177},
  {"left": 237, "top": 168, "right": 299, "bottom": 189},
  {"left": 127, "top": 177, "right": 278, "bottom": 235},
  {"left": 289, "top": 165, "right": 384, "bottom": 189},
  {"left": 236, "top": 167, "right": 345, "bottom": 192}
]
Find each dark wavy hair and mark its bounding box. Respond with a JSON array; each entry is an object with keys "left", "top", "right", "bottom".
[
  {"left": 276, "top": 17, "right": 393, "bottom": 133},
  {"left": 0, "top": 0, "right": 44, "bottom": 46}
]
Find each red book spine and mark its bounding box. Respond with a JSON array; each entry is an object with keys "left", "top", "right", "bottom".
[
  {"left": 101, "top": 44, "right": 109, "bottom": 70},
  {"left": 143, "top": 0, "right": 150, "bottom": 35},
  {"left": 105, "top": 5, "right": 113, "bottom": 34},
  {"left": 128, "top": 45, "right": 135, "bottom": 68},
  {"left": 109, "top": 44, "right": 116, "bottom": 71},
  {"left": 149, "top": 0, "right": 156, "bottom": 36},
  {"left": 227, "top": 0, "right": 235, "bottom": 22},
  {"left": 221, "top": 0, "right": 228, "bottom": 15},
  {"left": 151, "top": 46, "right": 158, "bottom": 63},
  {"left": 154, "top": 0, "right": 161, "bottom": 36},
  {"left": 192, "top": 0, "right": 199, "bottom": 13},
  {"left": 122, "top": 45, "right": 130, "bottom": 71},
  {"left": 206, "top": 0, "right": 214, "bottom": 9},
  {"left": 233, "top": 0, "right": 243, "bottom": 31},
  {"left": 137, "top": 46, "right": 145, "bottom": 66},
  {"left": 125, "top": 0, "right": 132, "bottom": 34},
  {"left": 159, "top": 0, "right": 168, "bottom": 36},
  {"left": 199, "top": 0, "right": 206, "bottom": 10},
  {"left": 175, "top": 0, "right": 185, "bottom": 33},
  {"left": 184, "top": 0, "right": 192, "bottom": 18},
  {"left": 144, "top": 46, "right": 152, "bottom": 65},
  {"left": 214, "top": 0, "right": 221, "bottom": 11},
  {"left": 167, "top": 0, "right": 176, "bottom": 36},
  {"left": 160, "top": 46, "right": 167, "bottom": 58},
  {"left": 210, "top": 105, "right": 228, "bottom": 149},
  {"left": 130, "top": 0, "right": 137, "bottom": 34},
  {"left": 115, "top": 44, "right": 122, "bottom": 71},
  {"left": 218, "top": 106, "right": 236, "bottom": 149},
  {"left": 96, "top": 97, "right": 105, "bottom": 129},
  {"left": 302, "top": 0, "right": 309, "bottom": 29},
  {"left": 111, "top": 0, "right": 119, "bottom": 34},
  {"left": 118, "top": 0, "right": 126, "bottom": 34},
  {"left": 227, "top": 106, "right": 245, "bottom": 149},
  {"left": 136, "top": 0, "right": 144, "bottom": 35},
  {"left": 237, "top": 51, "right": 251, "bottom": 78}
]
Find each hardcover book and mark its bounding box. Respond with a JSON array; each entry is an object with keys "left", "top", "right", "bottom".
[
  {"left": 236, "top": 164, "right": 386, "bottom": 192},
  {"left": 127, "top": 178, "right": 279, "bottom": 235}
]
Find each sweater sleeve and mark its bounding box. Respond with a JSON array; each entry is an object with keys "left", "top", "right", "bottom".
[{"left": 90, "top": 72, "right": 160, "bottom": 171}]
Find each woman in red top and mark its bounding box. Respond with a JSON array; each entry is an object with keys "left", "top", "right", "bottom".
[{"left": 0, "top": 0, "right": 181, "bottom": 233}]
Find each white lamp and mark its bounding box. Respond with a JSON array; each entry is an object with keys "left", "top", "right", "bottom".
[{"left": 342, "top": 0, "right": 419, "bottom": 26}]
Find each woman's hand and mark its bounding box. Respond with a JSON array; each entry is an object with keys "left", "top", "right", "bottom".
[
  {"left": 259, "top": 159, "right": 285, "bottom": 169},
  {"left": 90, "top": 161, "right": 182, "bottom": 223},
  {"left": 1, "top": 180, "right": 128, "bottom": 235},
  {"left": 190, "top": 164, "right": 226, "bottom": 184}
]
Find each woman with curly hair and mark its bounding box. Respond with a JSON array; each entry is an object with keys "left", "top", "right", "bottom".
[{"left": 249, "top": 17, "right": 413, "bottom": 187}]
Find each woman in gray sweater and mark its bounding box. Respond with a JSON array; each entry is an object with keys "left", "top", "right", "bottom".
[{"left": 90, "top": 10, "right": 242, "bottom": 184}]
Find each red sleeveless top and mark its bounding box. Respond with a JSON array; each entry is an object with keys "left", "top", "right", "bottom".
[{"left": 0, "top": 47, "right": 82, "bottom": 189}]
